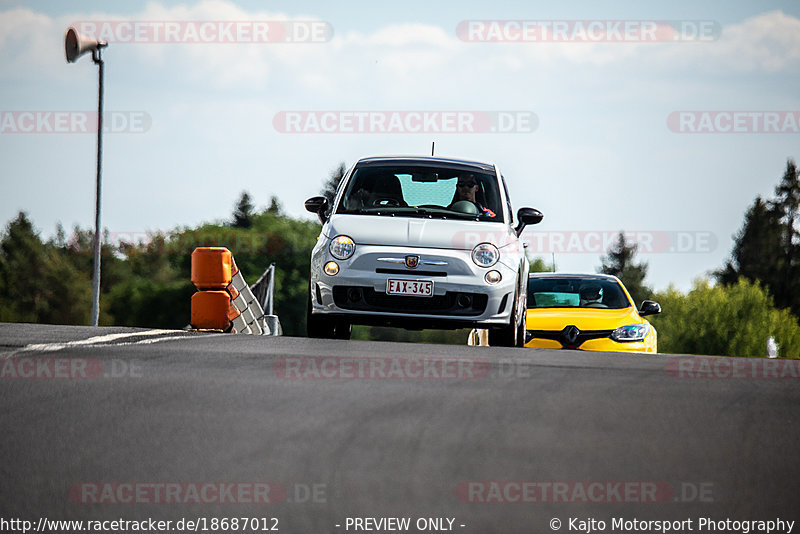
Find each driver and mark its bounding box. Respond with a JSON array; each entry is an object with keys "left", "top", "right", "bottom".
[
  {"left": 452, "top": 174, "right": 496, "bottom": 218},
  {"left": 579, "top": 285, "right": 604, "bottom": 307}
]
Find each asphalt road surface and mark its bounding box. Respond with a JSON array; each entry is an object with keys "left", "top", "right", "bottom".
[{"left": 1, "top": 322, "right": 798, "bottom": 533}]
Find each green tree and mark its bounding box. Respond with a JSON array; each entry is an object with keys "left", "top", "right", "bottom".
[
  {"left": 773, "top": 159, "right": 800, "bottom": 312},
  {"left": 717, "top": 197, "right": 784, "bottom": 288},
  {"left": 649, "top": 278, "right": 800, "bottom": 357},
  {"left": 528, "top": 256, "right": 551, "bottom": 273},
  {"left": 266, "top": 195, "right": 283, "bottom": 216},
  {"left": 0, "top": 212, "right": 91, "bottom": 324},
  {"left": 231, "top": 191, "right": 255, "bottom": 228},
  {"left": 321, "top": 162, "right": 347, "bottom": 205},
  {"left": 0, "top": 205, "right": 321, "bottom": 333},
  {"left": 598, "top": 231, "right": 652, "bottom": 306},
  {"left": 716, "top": 159, "right": 800, "bottom": 319},
  {"left": 105, "top": 232, "right": 192, "bottom": 329}
]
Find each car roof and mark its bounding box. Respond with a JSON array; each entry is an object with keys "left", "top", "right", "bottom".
[
  {"left": 528, "top": 273, "right": 622, "bottom": 282},
  {"left": 355, "top": 155, "right": 496, "bottom": 173}
]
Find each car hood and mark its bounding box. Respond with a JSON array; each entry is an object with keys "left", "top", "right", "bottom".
[
  {"left": 324, "top": 214, "right": 516, "bottom": 251},
  {"left": 525, "top": 307, "right": 645, "bottom": 331}
]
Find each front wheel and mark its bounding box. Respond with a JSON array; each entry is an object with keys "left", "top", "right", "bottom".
[
  {"left": 306, "top": 287, "right": 352, "bottom": 340},
  {"left": 488, "top": 288, "right": 526, "bottom": 347}
]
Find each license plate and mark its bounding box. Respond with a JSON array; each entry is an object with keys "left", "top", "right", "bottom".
[{"left": 386, "top": 279, "right": 434, "bottom": 297}]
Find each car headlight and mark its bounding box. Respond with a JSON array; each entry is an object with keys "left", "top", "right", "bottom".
[
  {"left": 611, "top": 324, "right": 649, "bottom": 342},
  {"left": 471, "top": 243, "right": 499, "bottom": 268},
  {"left": 329, "top": 235, "right": 355, "bottom": 260}
]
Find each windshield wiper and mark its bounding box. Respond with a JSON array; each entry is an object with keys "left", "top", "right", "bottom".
[
  {"left": 339, "top": 207, "right": 480, "bottom": 221},
  {"left": 339, "top": 208, "right": 392, "bottom": 216}
]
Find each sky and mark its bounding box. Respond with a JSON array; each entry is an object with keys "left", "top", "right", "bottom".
[{"left": 1, "top": 0, "right": 799, "bottom": 292}]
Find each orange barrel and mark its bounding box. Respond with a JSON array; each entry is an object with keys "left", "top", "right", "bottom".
[
  {"left": 226, "top": 280, "right": 240, "bottom": 300},
  {"left": 191, "top": 290, "right": 232, "bottom": 330},
  {"left": 191, "top": 247, "right": 233, "bottom": 290}
]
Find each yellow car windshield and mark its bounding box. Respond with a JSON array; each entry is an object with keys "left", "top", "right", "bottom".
[{"left": 528, "top": 278, "right": 631, "bottom": 309}]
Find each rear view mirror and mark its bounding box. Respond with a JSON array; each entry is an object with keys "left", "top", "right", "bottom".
[
  {"left": 304, "top": 196, "right": 329, "bottom": 224},
  {"left": 411, "top": 172, "right": 439, "bottom": 182},
  {"left": 639, "top": 300, "right": 662, "bottom": 316},
  {"left": 514, "top": 207, "right": 543, "bottom": 236}
]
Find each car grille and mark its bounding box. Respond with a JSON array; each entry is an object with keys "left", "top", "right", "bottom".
[
  {"left": 526, "top": 327, "right": 614, "bottom": 349},
  {"left": 375, "top": 268, "right": 448, "bottom": 277},
  {"left": 333, "top": 286, "right": 488, "bottom": 316}
]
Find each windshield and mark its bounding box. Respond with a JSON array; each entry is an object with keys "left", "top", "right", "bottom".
[
  {"left": 527, "top": 278, "right": 632, "bottom": 309},
  {"left": 337, "top": 165, "right": 504, "bottom": 222}
]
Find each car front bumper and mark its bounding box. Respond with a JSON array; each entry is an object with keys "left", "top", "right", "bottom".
[
  {"left": 310, "top": 243, "right": 519, "bottom": 328},
  {"left": 524, "top": 332, "right": 657, "bottom": 353}
]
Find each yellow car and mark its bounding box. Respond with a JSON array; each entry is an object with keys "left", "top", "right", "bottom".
[{"left": 524, "top": 273, "right": 660, "bottom": 353}]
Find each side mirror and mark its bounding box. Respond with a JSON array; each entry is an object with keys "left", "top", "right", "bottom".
[
  {"left": 639, "top": 300, "right": 661, "bottom": 316},
  {"left": 304, "top": 196, "right": 329, "bottom": 224},
  {"left": 514, "top": 207, "right": 543, "bottom": 237}
]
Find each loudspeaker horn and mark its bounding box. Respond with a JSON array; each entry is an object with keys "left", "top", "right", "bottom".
[{"left": 65, "top": 27, "right": 107, "bottom": 63}]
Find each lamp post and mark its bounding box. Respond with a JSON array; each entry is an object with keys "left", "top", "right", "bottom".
[{"left": 65, "top": 27, "right": 108, "bottom": 327}]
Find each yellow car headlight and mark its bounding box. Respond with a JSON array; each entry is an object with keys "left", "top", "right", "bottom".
[{"left": 611, "top": 324, "right": 649, "bottom": 342}]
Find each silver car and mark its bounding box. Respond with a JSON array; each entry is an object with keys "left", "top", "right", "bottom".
[{"left": 304, "top": 156, "right": 543, "bottom": 346}]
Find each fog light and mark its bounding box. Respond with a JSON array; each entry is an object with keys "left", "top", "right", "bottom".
[
  {"left": 484, "top": 270, "right": 502, "bottom": 284},
  {"left": 324, "top": 261, "right": 339, "bottom": 276},
  {"left": 347, "top": 287, "right": 362, "bottom": 302}
]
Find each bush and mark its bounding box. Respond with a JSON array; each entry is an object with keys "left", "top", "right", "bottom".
[{"left": 649, "top": 278, "right": 800, "bottom": 357}]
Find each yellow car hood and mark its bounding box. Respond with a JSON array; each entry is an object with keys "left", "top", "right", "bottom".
[{"left": 526, "top": 307, "right": 644, "bottom": 331}]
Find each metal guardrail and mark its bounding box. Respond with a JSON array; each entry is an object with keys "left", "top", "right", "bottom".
[{"left": 250, "top": 263, "right": 282, "bottom": 336}]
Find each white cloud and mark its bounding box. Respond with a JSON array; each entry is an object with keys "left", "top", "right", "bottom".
[
  {"left": 3, "top": 4, "right": 798, "bottom": 95},
  {"left": 706, "top": 10, "right": 800, "bottom": 72}
]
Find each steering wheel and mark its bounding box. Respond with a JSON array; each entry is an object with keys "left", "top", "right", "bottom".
[
  {"left": 372, "top": 198, "right": 400, "bottom": 207},
  {"left": 583, "top": 302, "right": 608, "bottom": 308},
  {"left": 448, "top": 200, "right": 480, "bottom": 215}
]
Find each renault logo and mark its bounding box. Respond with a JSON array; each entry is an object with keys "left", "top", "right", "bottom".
[
  {"left": 405, "top": 255, "right": 420, "bottom": 269},
  {"left": 560, "top": 325, "right": 581, "bottom": 348}
]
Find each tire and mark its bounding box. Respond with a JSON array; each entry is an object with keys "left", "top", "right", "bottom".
[
  {"left": 331, "top": 321, "right": 352, "bottom": 340},
  {"left": 488, "top": 286, "right": 526, "bottom": 348},
  {"left": 306, "top": 284, "right": 352, "bottom": 340}
]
